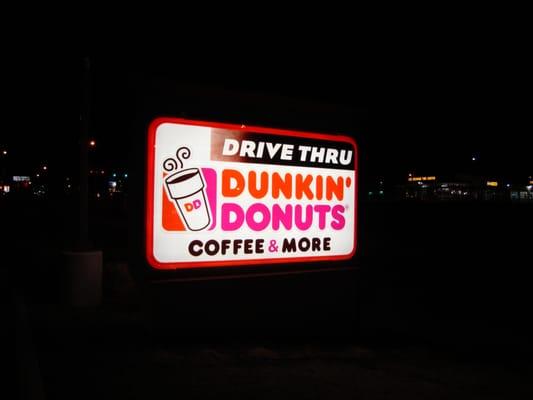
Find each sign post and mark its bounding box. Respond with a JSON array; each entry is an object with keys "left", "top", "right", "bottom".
[
  {"left": 146, "top": 118, "right": 357, "bottom": 270},
  {"left": 62, "top": 57, "right": 102, "bottom": 306}
]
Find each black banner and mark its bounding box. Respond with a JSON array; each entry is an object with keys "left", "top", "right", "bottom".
[{"left": 210, "top": 129, "right": 355, "bottom": 170}]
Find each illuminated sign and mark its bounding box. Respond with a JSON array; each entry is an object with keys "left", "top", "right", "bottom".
[
  {"left": 408, "top": 176, "right": 436, "bottom": 182},
  {"left": 146, "top": 118, "right": 357, "bottom": 269},
  {"left": 13, "top": 176, "right": 30, "bottom": 182},
  {"left": 486, "top": 181, "right": 498, "bottom": 187}
]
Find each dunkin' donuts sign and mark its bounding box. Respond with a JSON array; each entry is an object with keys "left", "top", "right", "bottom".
[{"left": 146, "top": 118, "right": 357, "bottom": 269}]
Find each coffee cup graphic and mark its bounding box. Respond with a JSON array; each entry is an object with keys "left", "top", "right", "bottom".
[{"left": 165, "top": 168, "right": 211, "bottom": 231}]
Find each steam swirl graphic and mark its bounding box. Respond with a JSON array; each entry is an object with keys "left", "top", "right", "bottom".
[
  {"left": 176, "top": 147, "right": 191, "bottom": 169},
  {"left": 163, "top": 158, "right": 178, "bottom": 172},
  {"left": 163, "top": 146, "right": 191, "bottom": 171}
]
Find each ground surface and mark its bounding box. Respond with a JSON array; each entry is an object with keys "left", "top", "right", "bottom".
[
  {"left": 5, "top": 198, "right": 533, "bottom": 399},
  {"left": 28, "top": 302, "right": 533, "bottom": 400}
]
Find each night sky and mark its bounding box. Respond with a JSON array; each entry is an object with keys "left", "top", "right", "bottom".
[
  {"left": 2, "top": 55, "right": 531, "bottom": 184},
  {"left": 3, "top": 44, "right": 531, "bottom": 399}
]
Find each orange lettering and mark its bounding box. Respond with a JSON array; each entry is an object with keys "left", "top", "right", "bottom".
[
  {"left": 295, "top": 174, "right": 313, "bottom": 200},
  {"left": 222, "top": 169, "right": 245, "bottom": 197},
  {"left": 272, "top": 173, "right": 292, "bottom": 199},
  {"left": 249, "top": 171, "right": 269, "bottom": 199},
  {"left": 326, "top": 176, "right": 344, "bottom": 201}
]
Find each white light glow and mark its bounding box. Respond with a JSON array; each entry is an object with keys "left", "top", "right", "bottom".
[{"left": 149, "top": 119, "right": 357, "bottom": 268}]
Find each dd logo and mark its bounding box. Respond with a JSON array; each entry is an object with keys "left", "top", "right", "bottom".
[{"left": 184, "top": 199, "right": 202, "bottom": 212}]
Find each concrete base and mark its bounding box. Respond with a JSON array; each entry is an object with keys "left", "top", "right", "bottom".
[{"left": 62, "top": 250, "right": 102, "bottom": 307}]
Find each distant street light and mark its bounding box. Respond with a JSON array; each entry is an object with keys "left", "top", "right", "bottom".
[
  {"left": 42, "top": 165, "right": 48, "bottom": 171},
  {"left": 2, "top": 150, "right": 6, "bottom": 155},
  {"left": 89, "top": 140, "right": 96, "bottom": 147},
  {"left": 471, "top": 157, "right": 476, "bottom": 161}
]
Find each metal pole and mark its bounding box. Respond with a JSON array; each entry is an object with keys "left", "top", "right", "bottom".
[{"left": 79, "top": 57, "right": 90, "bottom": 250}]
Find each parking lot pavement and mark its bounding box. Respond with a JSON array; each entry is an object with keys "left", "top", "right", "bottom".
[{"left": 26, "top": 284, "right": 533, "bottom": 400}]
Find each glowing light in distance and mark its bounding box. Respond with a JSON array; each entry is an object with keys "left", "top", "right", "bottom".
[{"left": 408, "top": 176, "right": 436, "bottom": 182}]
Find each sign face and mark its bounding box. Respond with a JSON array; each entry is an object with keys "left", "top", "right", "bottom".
[{"left": 146, "top": 118, "right": 358, "bottom": 270}]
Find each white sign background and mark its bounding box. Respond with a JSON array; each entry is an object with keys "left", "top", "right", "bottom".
[{"left": 147, "top": 119, "right": 357, "bottom": 269}]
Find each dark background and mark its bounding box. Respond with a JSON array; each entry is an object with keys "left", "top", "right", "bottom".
[
  {"left": 3, "top": 53, "right": 530, "bottom": 182},
  {"left": 2, "top": 51, "right": 532, "bottom": 398},
  {"left": 2, "top": 53, "right": 532, "bottom": 333}
]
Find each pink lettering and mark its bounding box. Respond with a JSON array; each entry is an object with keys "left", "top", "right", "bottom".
[
  {"left": 271, "top": 204, "right": 293, "bottom": 230},
  {"left": 245, "top": 203, "right": 271, "bottom": 231},
  {"left": 221, "top": 203, "right": 244, "bottom": 230},
  {"left": 294, "top": 205, "right": 313, "bottom": 230},
  {"left": 331, "top": 205, "right": 346, "bottom": 230},
  {"left": 313, "top": 205, "right": 331, "bottom": 229}
]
